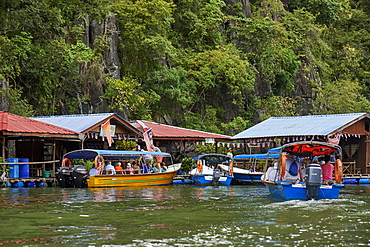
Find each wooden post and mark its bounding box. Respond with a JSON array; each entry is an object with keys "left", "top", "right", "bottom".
[
  {"left": 2, "top": 136, "right": 5, "bottom": 160},
  {"left": 52, "top": 141, "right": 56, "bottom": 177}
]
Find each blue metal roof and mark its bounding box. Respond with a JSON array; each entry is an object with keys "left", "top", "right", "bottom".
[
  {"left": 30, "top": 113, "right": 120, "bottom": 133},
  {"left": 232, "top": 113, "right": 369, "bottom": 139},
  {"left": 63, "top": 149, "right": 171, "bottom": 160}
]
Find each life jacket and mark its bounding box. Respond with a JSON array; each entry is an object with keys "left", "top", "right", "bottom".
[{"left": 288, "top": 161, "right": 298, "bottom": 176}]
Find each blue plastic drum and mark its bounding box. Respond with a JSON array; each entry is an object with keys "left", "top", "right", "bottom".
[
  {"left": 7, "top": 158, "right": 19, "bottom": 178},
  {"left": 19, "top": 158, "right": 30, "bottom": 178}
]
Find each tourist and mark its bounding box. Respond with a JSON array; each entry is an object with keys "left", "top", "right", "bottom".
[
  {"left": 89, "top": 166, "right": 98, "bottom": 176},
  {"left": 320, "top": 156, "right": 334, "bottom": 184},
  {"left": 125, "top": 163, "right": 134, "bottom": 174},
  {"left": 267, "top": 162, "right": 278, "bottom": 181},
  {"left": 114, "top": 162, "right": 123, "bottom": 174},
  {"left": 151, "top": 144, "right": 164, "bottom": 170},
  {"left": 284, "top": 154, "right": 302, "bottom": 181},
  {"left": 132, "top": 161, "right": 140, "bottom": 173},
  {"left": 142, "top": 148, "right": 153, "bottom": 166},
  {"left": 148, "top": 164, "right": 159, "bottom": 173},
  {"left": 105, "top": 162, "right": 116, "bottom": 175},
  {"left": 227, "top": 148, "right": 234, "bottom": 158},
  {"left": 132, "top": 145, "right": 141, "bottom": 151},
  {"left": 140, "top": 163, "right": 149, "bottom": 173},
  {"left": 161, "top": 162, "right": 167, "bottom": 173}
]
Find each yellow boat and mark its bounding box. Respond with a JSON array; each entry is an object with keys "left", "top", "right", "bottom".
[
  {"left": 87, "top": 165, "right": 181, "bottom": 187},
  {"left": 57, "top": 149, "right": 181, "bottom": 188}
]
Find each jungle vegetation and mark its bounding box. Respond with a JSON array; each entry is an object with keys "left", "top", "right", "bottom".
[{"left": 0, "top": 0, "right": 369, "bottom": 135}]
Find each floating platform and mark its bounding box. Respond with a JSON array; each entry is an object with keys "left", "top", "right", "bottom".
[
  {"left": 0, "top": 177, "right": 57, "bottom": 187},
  {"left": 173, "top": 175, "right": 193, "bottom": 184},
  {"left": 342, "top": 174, "right": 370, "bottom": 184}
]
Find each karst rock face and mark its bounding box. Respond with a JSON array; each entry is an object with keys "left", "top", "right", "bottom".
[
  {"left": 75, "top": 3, "right": 316, "bottom": 119},
  {"left": 76, "top": 12, "right": 120, "bottom": 114}
]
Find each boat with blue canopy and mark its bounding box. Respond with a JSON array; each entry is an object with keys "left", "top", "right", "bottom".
[
  {"left": 56, "top": 149, "right": 181, "bottom": 188},
  {"left": 261, "top": 141, "right": 344, "bottom": 201},
  {"left": 189, "top": 154, "right": 233, "bottom": 186},
  {"left": 219, "top": 153, "right": 280, "bottom": 184}
]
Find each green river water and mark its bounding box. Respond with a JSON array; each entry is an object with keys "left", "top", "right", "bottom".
[{"left": 0, "top": 184, "right": 369, "bottom": 246}]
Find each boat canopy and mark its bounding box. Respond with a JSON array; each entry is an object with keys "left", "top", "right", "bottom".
[
  {"left": 234, "top": 153, "right": 280, "bottom": 160},
  {"left": 193, "top": 153, "right": 232, "bottom": 163},
  {"left": 267, "top": 141, "right": 341, "bottom": 157},
  {"left": 63, "top": 149, "right": 172, "bottom": 160}
]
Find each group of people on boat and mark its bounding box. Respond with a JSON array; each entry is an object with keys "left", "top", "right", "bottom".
[
  {"left": 88, "top": 144, "right": 168, "bottom": 176},
  {"left": 89, "top": 160, "right": 168, "bottom": 176},
  {"left": 266, "top": 153, "right": 337, "bottom": 184}
]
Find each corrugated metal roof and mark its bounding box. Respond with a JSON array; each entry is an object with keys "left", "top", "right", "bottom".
[
  {"left": 0, "top": 111, "right": 80, "bottom": 135},
  {"left": 31, "top": 113, "right": 118, "bottom": 133},
  {"left": 132, "top": 120, "right": 231, "bottom": 139},
  {"left": 232, "top": 113, "right": 369, "bottom": 139}
]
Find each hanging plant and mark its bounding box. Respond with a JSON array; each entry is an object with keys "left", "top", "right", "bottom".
[{"left": 115, "top": 140, "right": 138, "bottom": 150}]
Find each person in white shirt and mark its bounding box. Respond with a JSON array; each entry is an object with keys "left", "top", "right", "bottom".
[
  {"left": 267, "top": 162, "right": 279, "bottom": 181},
  {"left": 105, "top": 162, "right": 116, "bottom": 175}
]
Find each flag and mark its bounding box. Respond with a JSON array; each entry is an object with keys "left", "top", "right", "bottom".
[
  {"left": 143, "top": 128, "right": 153, "bottom": 151},
  {"left": 101, "top": 120, "right": 113, "bottom": 147}
]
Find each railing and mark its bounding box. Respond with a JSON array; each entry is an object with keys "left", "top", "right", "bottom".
[
  {"left": 342, "top": 161, "right": 360, "bottom": 175},
  {"left": 0, "top": 160, "right": 60, "bottom": 177}
]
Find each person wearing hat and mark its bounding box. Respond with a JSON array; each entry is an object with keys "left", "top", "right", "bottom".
[
  {"left": 132, "top": 145, "right": 141, "bottom": 151},
  {"left": 227, "top": 148, "right": 234, "bottom": 158},
  {"left": 125, "top": 163, "right": 134, "bottom": 174},
  {"left": 114, "top": 162, "right": 123, "bottom": 174}
]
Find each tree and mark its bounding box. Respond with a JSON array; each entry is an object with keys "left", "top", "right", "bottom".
[
  {"left": 313, "top": 79, "right": 370, "bottom": 114},
  {"left": 104, "top": 77, "right": 159, "bottom": 120},
  {"left": 113, "top": 0, "right": 176, "bottom": 78}
]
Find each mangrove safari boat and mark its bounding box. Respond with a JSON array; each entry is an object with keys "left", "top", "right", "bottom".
[
  {"left": 189, "top": 154, "right": 233, "bottom": 186},
  {"left": 56, "top": 149, "right": 181, "bottom": 188},
  {"left": 220, "top": 153, "right": 279, "bottom": 184},
  {"left": 261, "top": 141, "right": 344, "bottom": 200}
]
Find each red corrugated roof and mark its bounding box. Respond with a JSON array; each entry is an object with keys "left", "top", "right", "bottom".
[
  {"left": 133, "top": 120, "right": 231, "bottom": 139},
  {"left": 0, "top": 111, "right": 80, "bottom": 135}
]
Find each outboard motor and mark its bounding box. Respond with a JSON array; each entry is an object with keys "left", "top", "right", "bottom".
[
  {"left": 305, "top": 164, "right": 322, "bottom": 200},
  {"left": 55, "top": 166, "right": 74, "bottom": 188},
  {"left": 212, "top": 169, "right": 221, "bottom": 186},
  {"left": 71, "top": 165, "right": 89, "bottom": 188}
]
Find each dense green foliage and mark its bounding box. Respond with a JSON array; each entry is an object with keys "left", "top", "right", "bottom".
[{"left": 0, "top": 0, "right": 369, "bottom": 134}]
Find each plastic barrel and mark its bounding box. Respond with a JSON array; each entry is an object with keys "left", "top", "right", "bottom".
[
  {"left": 13, "top": 181, "right": 24, "bottom": 187},
  {"left": 36, "top": 181, "right": 47, "bottom": 187},
  {"left": 343, "top": 178, "right": 358, "bottom": 184},
  {"left": 25, "top": 181, "right": 36, "bottom": 187},
  {"left": 359, "top": 178, "right": 370, "bottom": 184},
  {"left": 7, "top": 158, "right": 19, "bottom": 178},
  {"left": 19, "top": 158, "right": 30, "bottom": 178}
]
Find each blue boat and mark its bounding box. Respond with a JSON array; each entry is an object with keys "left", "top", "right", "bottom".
[
  {"left": 262, "top": 141, "right": 344, "bottom": 201},
  {"left": 220, "top": 153, "right": 279, "bottom": 184},
  {"left": 189, "top": 154, "right": 233, "bottom": 186}
]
